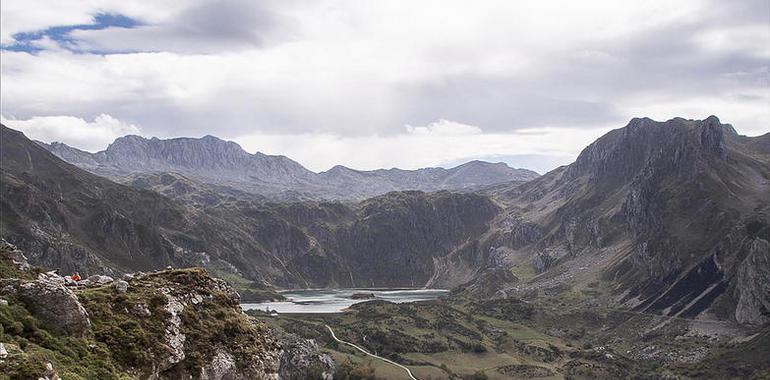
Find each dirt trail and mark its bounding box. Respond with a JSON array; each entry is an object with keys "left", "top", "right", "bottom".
[{"left": 325, "top": 324, "right": 418, "bottom": 380}]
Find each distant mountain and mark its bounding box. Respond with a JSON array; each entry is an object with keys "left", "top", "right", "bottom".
[
  {"left": 38, "top": 134, "right": 538, "bottom": 200},
  {"left": 40, "top": 135, "right": 321, "bottom": 198},
  {"left": 442, "top": 116, "right": 770, "bottom": 326},
  {"left": 318, "top": 160, "right": 538, "bottom": 198},
  {"left": 3, "top": 124, "right": 499, "bottom": 289},
  {"left": 1, "top": 125, "right": 289, "bottom": 281}
]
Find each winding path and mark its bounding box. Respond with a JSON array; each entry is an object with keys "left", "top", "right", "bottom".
[{"left": 325, "top": 324, "right": 418, "bottom": 380}]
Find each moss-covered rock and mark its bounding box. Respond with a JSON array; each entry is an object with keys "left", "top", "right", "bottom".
[{"left": 0, "top": 244, "right": 334, "bottom": 379}]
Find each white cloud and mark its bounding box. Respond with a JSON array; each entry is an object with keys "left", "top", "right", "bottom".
[
  {"left": 405, "top": 119, "right": 482, "bottom": 136},
  {"left": 0, "top": 0, "right": 189, "bottom": 44},
  {"left": 1, "top": 0, "right": 767, "bottom": 171},
  {"left": 234, "top": 120, "right": 609, "bottom": 172},
  {"left": 0, "top": 114, "right": 141, "bottom": 151}
]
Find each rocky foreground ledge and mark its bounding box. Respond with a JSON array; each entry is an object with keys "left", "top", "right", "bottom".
[{"left": 0, "top": 240, "right": 334, "bottom": 379}]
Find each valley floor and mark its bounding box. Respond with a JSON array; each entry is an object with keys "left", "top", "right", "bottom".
[{"left": 250, "top": 289, "right": 770, "bottom": 380}]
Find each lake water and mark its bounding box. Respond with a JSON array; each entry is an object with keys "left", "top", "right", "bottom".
[{"left": 241, "top": 288, "right": 449, "bottom": 314}]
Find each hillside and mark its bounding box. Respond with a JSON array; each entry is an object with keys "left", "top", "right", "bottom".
[
  {"left": 3, "top": 125, "right": 501, "bottom": 289},
  {"left": 454, "top": 116, "right": 770, "bottom": 326}
]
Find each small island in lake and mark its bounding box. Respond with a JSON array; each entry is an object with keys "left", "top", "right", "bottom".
[{"left": 350, "top": 292, "right": 376, "bottom": 300}]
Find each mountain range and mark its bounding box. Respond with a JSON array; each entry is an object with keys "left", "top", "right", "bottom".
[
  {"left": 2, "top": 125, "right": 500, "bottom": 290},
  {"left": 39, "top": 135, "right": 539, "bottom": 201},
  {"left": 3, "top": 116, "right": 769, "bottom": 329}
]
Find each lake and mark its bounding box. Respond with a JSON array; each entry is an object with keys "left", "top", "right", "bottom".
[{"left": 241, "top": 288, "right": 449, "bottom": 314}]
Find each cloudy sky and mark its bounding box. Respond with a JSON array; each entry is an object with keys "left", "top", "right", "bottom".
[{"left": 1, "top": 0, "right": 767, "bottom": 173}]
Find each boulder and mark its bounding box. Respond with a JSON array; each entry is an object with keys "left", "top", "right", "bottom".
[
  {"left": 274, "top": 331, "right": 335, "bottom": 380},
  {"left": 88, "top": 274, "right": 114, "bottom": 285},
  {"left": 130, "top": 303, "right": 152, "bottom": 317},
  {"left": 41, "top": 361, "right": 61, "bottom": 380},
  {"left": 9, "top": 278, "right": 91, "bottom": 337},
  {"left": 38, "top": 272, "right": 65, "bottom": 286},
  {"left": 201, "top": 351, "right": 240, "bottom": 380},
  {"left": 114, "top": 280, "right": 129, "bottom": 293}
]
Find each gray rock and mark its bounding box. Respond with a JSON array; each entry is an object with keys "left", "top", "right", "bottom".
[
  {"left": 130, "top": 303, "right": 152, "bottom": 317},
  {"left": 114, "top": 280, "right": 129, "bottom": 293},
  {"left": 200, "top": 351, "right": 240, "bottom": 380},
  {"left": 275, "top": 331, "right": 335, "bottom": 380},
  {"left": 734, "top": 238, "right": 770, "bottom": 325},
  {"left": 88, "top": 274, "right": 114, "bottom": 285},
  {"left": 8, "top": 279, "right": 91, "bottom": 337},
  {"left": 38, "top": 272, "right": 65, "bottom": 286},
  {"left": 42, "top": 362, "right": 61, "bottom": 380},
  {"left": 0, "top": 239, "right": 31, "bottom": 272},
  {"left": 159, "top": 288, "right": 186, "bottom": 371}
]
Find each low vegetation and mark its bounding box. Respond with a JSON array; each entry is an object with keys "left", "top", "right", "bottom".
[{"left": 252, "top": 291, "right": 770, "bottom": 379}]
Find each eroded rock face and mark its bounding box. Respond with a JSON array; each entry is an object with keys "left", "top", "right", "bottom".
[
  {"left": 200, "top": 351, "right": 240, "bottom": 380},
  {"left": 124, "top": 269, "right": 335, "bottom": 380},
  {"left": 273, "top": 331, "right": 335, "bottom": 380},
  {"left": 734, "top": 238, "right": 770, "bottom": 325},
  {"left": 0, "top": 239, "right": 30, "bottom": 273},
  {"left": 159, "top": 288, "right": 187, "bottom": 371}
]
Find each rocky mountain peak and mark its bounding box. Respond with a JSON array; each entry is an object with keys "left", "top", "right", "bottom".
[
  {"left": 102, "top": 134, "right": 250, "bottom": 169},
  {"left": 567, "top": 116, "right": 732, "bottom": 182},
  {"left": 31, "top": 126, "right": 541, "bottom": 199},
  {"left": 698, "top": 115, "right": 727, "bottom": 158}
]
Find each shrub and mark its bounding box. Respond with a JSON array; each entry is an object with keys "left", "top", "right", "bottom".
[{"left": 334, "top": 359, "right": 376, "bottom": 380}]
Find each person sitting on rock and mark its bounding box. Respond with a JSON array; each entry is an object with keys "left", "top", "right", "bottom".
[{"left": 71, "top": 272, "right": 81, "bottom": 281}]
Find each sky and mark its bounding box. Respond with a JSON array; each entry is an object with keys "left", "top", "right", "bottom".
[{"left": 1, "top": 0, "right": 768, "bottom": 174}]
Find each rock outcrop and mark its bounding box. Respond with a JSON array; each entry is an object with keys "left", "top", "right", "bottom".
[
  {"left": 273, "top": 330, "right": 335, "bottom": 380},
  {"left": 0, "top": 243, "right": 334, "bottom": 379},
  {"left": 734, "top": 238, "right": 770, "bottom": 325},
  {"left": 7, "top": 275, "right": 92, "bottom": 337}
]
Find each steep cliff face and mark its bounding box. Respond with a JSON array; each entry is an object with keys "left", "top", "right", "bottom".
[
  {"left": 334, "top": 191, "right": 500, "bottom": 287},
  {"left": 213, "top": 191, "right": 500, "bottom": 287},
  {"left": 0, "top": 242, "right": 334, "bottom": 379},
  {"left": 97, "top": 135, "right": 316, "bottom": 186},
  {"left": 475, "top": 117, "right": 770, "bottom": 325},
  {"left": 733, "top": 238, "right": 770, "bottom": 325}
]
